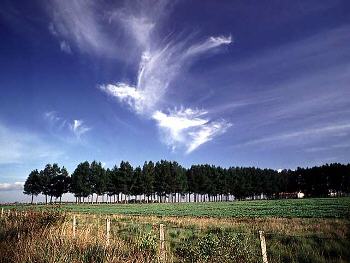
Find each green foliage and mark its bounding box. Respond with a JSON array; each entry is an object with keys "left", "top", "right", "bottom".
[
  {"left": 52, "top": 197, "right": 350, "bottom": 218},
  {"left": 137, "top": 231, "right": 158, "bottom": 254},
  {"left": 174, "top": 231, "right": 260, "bottom": 263},
  {"left": 23, "top": 169, "right": 41, "bottom": 202},
  {"left": 24, "top": 160, "right": 350, "bottom": 205}
]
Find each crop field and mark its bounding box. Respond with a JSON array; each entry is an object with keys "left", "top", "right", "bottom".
[
  {"left": 1, "top": 198, "right": 350, "bottom": 262},
  {"left": 5, "top": 197, "right": 350, "bottom": 218}
]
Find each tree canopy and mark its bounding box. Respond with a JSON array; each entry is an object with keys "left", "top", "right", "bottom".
[{"left": 24, "top": 161, "right": 350, "bottom": 203}]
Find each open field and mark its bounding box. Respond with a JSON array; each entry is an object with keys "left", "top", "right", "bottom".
[
  {"left": 3, "top": 197, "right": 350, "bottom": 218},
  {"left": 1, "top": 198, "right": 349, "bottom": 262}
]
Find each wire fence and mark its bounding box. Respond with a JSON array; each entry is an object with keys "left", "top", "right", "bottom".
[{"left": 1, "top": 208, "right": 349, "bottom": 263}]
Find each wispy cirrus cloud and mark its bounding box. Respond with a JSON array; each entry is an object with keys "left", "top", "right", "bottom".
[
  {"left": 44, "top": 111, "right": 91, "bottom": 139},
  {"left": 47, "top": 0, "right": 232, "bottom": 153},
  {"left": 47, "top": 0, "right": 117, "bottom": 57},
  {"left": 153, "top": 108, "right": 232, "bottom": 153},
  {"left": 237, "top": 122, "right": 350, "bottom": 148},
  {"left": 59, "top": 40, "right": 72, "bottom": 54},
  {"left": 100, "top": 34, "right": 232, "bottom": 114},
  {"left": 69, "top": 119, "right": 91, "bottom": 139},
  {"left": 99, "top": 1, "right": 232, "bottom": 153}
]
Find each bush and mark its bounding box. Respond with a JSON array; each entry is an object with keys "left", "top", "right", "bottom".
[{"left": 174, "top": 230, "right": 260, "bottom": 263}]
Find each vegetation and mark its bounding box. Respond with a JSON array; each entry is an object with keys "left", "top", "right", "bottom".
[
  {"left": 23, "top": 161, "right": 350, "bottom": 204},
  {"left": 6, "top": 197, "right": 346, "bottom": 218},
  {"left": 0, "top": 210, "right": 349, "bottom": 263}
]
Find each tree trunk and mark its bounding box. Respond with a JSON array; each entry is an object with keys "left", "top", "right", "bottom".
[
  {"left": 31, "top": 194, "right": 33, "bottom": 204},
  {"left": 60, "top": 196, "right": 62, "bottom": 203},
  {"left": 45, "top": 195, "right": 48, "bottom": 204}
]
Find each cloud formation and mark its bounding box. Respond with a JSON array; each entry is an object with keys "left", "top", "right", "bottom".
[
  {"left": 70, "top": 119, "right": 91, "bottom": 139},
  {"left": 47, "top": 0, "right": 232, "bottom": 153},
  {"left": 0, "top": 182, "right": 24, "bottom": 191},
  {"left": 60, "top": 40, "right": 72, "bottom": 54},
  {"left": 153, "top": 108, "right": 232, "bottom": 153},
  {"left": 48, "top": 0, "right": 116, "bottom": 57},
  {"left": 238, "top": 122, "right": 350, "bottom": 148},
  {"left": 44, "top": 111, "right": 91, "bottom": 139},
  {"left": 99, "top": 2, "right": 232, "bottom": 153}
]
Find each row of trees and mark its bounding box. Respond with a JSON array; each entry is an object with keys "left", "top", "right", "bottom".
[{"left": 24, "top": 161, "right": 350, "bottom": 203}]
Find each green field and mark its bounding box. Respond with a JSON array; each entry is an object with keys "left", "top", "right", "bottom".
[
  {"left": 4, "top": 197, "right": 350, "bottom": 218},
  {"left": 2, "top": 197, "right": 350, "bottom": 262}
]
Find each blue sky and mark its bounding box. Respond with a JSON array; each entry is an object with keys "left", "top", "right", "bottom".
[{"left": 1, "top": 0, "right": 350, "bottom": 195}]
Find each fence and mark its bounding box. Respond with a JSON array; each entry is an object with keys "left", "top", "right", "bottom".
[{"left": 1, "top": 209, "right": 348, "bottom": 263}]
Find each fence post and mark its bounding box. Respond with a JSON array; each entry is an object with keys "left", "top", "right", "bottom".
[
  {"left": 72, "top": 215, "right": 76, "bottom": 238},
  {"left": 259, "top": 231, "right": 268, "bottom": 263},
  {"left": 1, "top": 208, "right": 3, "bottom": 218},
  {"left": 159, "top": 224, "right": 165, "bottom": 261},
  {"left": 106, "top": 218, "right": 110, "bottom": 246}
]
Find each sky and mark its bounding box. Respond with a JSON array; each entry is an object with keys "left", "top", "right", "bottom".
[{"left": 0, "top": 0, "right": 350, "bottom": 202}]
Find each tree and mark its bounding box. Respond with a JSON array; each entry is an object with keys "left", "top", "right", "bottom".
[
  {"left": 118, "top": 161, "right": 133, "bottom": 202},
  {"left": 23, "top": 169, "right": 42, "bottom": 203},
  {"left": 40, "top": 164, "right": 53, "bottom": 204},
  {"left": 130, "top": 166, "right": 144, "bottom": 201},
  {"left": 90, "top": 161, "right": 107, "bottom": 203},
  {"left": 71, "top": 161, "right": 92, "bottom": 203},
  {"left": 51, "top": 166, "right": 70, "bottom": 203},
  {"left": 142, "top": 161, "right": 155, "bottom": 202}
]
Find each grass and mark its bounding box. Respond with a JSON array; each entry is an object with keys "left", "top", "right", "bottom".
[
  {"left": 1, "top": 198, "right": 349, "bottom": 262},
  {"left": 3, "top": 197, "right": 350, "bottom": 218},
  {"left": 1, "top": 211, "right": 349, "bottom": 262}
]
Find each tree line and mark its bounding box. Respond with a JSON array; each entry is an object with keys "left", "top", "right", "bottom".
[{"left": 24, "top": 160, "right": 350, "bottom": 204}]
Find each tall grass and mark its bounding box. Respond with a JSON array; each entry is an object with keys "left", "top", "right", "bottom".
[
  {"left": 0, "top": 210, "right": 349, "bottom": 262},
  {"left": 0, "top": 211, "right": 157, "bottom": 263}
]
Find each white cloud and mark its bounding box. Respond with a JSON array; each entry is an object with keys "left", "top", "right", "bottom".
[
  {"left": 101, "top": 35, "right": 232, "bottom": 114},
  {"left": 48, "top": 0, "right": 115, "bottom": 56},
  {"left": 239, "top": 123, "right": 350, "bottom": 147},
  {"left": 99, "top": 83, "right": 145, "bottom": 114},
  {"left": 44, "top": 111, "right": 91, "bottom": 139},
  {"left": 98, "top": 3, "right": 232, "bottom": 153},
  {"left": 0, "top": 182, "right": 24, "bottom": 191},
  {"left": 184, "top": 35, "right": 232, "bottom": 57},
  {"left": 70, "top": 120, "right": 91, "bottom": 138},
  {"left": 60, "top": 40, "right": 72, "bottom": 54},
  {"left": 153, "top": 108, "right": 232, "bottom": 153},
  {"left": 117, "top": 14, "right": 155, "bottom": 47}
]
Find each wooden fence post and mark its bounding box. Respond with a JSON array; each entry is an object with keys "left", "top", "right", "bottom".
[
  {"left": 159, "top": 224, "right": 165, "bottom": 261},
  {"left": 259, "top": 231, "right": 268, "bottom": 263},
  {"left": 106, "top": 218, "right": 110, "bottom": 246},
  {"left": 72, "top": 215, "right": 76, "bottom": 238},
  {"left": 1, "top": 208, "right": 3, "bottom": 218}
]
